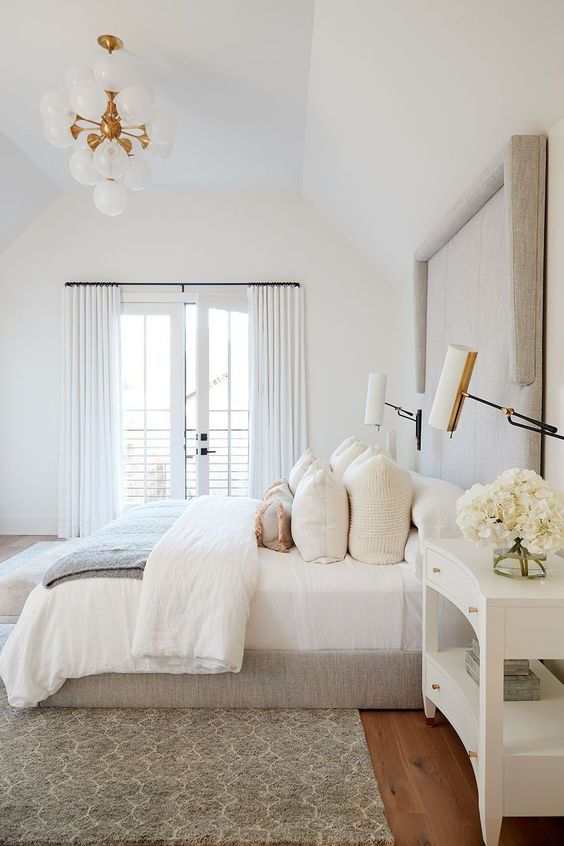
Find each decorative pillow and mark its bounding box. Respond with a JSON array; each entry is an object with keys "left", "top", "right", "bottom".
[
  {"left": 288, "top": 448, "right": 322, "bottom": 494},
  {"left": 341, "top": 444, "right": 387, "bottom": 475},
  {"left": 409, "top": 471, "right": 464, "bottom": 576},
  {"left": 330, "top": 436, "right": 362, "bottom": 464},
  {"left": 292, "top": 460, "right": 349, "bottom": 564},
  {"left": 255, "top": 479, "right": 294, "bottom": 553},
  {"left": 344, "top": 454, "right": 413, "bottom": 564},
  {"left": 331, "top": 438, "right": 369, "bottom": 481}
]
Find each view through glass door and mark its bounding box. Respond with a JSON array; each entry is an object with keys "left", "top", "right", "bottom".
[{"left": 121, "top": 294, "right": 248, "bottom": 505}]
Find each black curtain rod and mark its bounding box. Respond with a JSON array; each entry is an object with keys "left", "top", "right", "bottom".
[{"left": 64, "top": 281, "right": 301, "bottom": 288}]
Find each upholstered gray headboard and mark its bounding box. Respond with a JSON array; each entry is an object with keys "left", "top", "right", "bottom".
[{"left": 414, "top": 135, "right": 546, "bottom": 489}]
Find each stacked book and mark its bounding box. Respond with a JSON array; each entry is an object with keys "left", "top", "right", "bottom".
[{"left": 465, "top": 639, "right": 540, "bottom": 701}]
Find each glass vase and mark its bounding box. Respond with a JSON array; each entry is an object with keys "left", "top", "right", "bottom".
[{"left": 493, "top": 538, "right": 546, "bottom": 579}]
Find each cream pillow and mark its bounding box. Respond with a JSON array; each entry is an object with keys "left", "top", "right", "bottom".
[
  {"left": 292, "top": 460, "right": 349, "bottom": 564},
  {"left": 255, "top": 479, "right": 294, "bottom": 553},
  {"left": 344, "top": 454, "right": 412, "bottom": 564},
  {"left": 331, "top": 439, "right": 369, "bottom": 481},
  {"left": 330, "top": 436, "right": 361, "bottom": 464},
  {"left": 336, "top": 444, "right": 386, "bottom": 480},
  {"left": 288, "top": 448, "right": 322, "bottom": 494}
]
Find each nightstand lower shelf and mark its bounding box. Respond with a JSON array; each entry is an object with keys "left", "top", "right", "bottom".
[{"left": 425, "top": 648, "right": 564, "bottom": 817}]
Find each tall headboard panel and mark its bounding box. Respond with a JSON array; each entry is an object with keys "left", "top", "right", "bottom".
[{"left": 414, "top": 135, "right": 546, "bottom": 489}]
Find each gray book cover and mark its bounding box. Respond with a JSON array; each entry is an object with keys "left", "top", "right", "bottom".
[{"left": 465, "top": 650, "right": 540, "bottom": 701}]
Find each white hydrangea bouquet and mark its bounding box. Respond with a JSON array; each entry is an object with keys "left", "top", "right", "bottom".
[{"left": 456, "top": 468, "right": 564, "bottom": 579}]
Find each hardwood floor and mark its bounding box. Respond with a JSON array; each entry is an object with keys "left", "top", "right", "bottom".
[
  {"left": 2, "top": 535, "right": 564, "bottom": 845},
  {"left": 0, "top": 534, "right": 58, "bottom": 565},
  {"left": 362, "top": 709, "right": 564, "bottom": 846}
]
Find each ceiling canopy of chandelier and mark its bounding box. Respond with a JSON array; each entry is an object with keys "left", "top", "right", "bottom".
[{"left": 40, "top": 34, "right": 176, "bottom": 216}]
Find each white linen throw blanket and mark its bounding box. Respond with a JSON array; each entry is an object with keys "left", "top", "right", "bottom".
[{"left": 132, "top": 496, "right": 259, "bottom": 673}]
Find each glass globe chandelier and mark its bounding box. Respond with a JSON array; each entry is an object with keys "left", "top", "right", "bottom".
[{"left": 40, "top": 34, "right": 175, "bottom": 216}]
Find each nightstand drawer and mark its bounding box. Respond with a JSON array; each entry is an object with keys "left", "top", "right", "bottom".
[
  {"left": 426, "top": 549, "right": 480, "bottom": 632},
  {"left": 425, "top": 653, "right": 478, "bottom": 757}
]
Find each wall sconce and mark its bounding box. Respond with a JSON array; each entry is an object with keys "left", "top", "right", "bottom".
[
  {"left": 430, "top": 344, "right": 564, "bottom": 440},
  {"left": 364, "top": 373, "right": 422, "bottom": 451}
]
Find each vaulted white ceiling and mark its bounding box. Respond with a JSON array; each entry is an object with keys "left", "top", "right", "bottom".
[
  {"left": 0, "top": 0, "right": 314, "bottom": 191},
  {"left": 3, "top": 0, "right": 564, "bottom": 285},
  {"left": 303, "top": 0, "right": 564, "bottom": 287}
]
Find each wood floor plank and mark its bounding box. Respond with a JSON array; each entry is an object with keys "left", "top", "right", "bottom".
[{"left": 362, "top": 708, "right": 564, "bottom": 846}]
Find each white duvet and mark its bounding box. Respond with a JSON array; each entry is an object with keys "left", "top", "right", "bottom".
[{"left": 132, "top": 495, "right": 259, "bottom": 672}]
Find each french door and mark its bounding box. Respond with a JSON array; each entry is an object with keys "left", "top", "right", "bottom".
[{"left": 121, "top": 295, "right": 248, "bottom": 505}]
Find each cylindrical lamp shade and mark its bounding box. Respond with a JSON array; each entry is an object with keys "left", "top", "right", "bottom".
[
  {"left": 364, "top": 373, "right": 387, "bottom": 427},
  {"left": 429, "top": 345, "right": 478, "bottom": 432}
]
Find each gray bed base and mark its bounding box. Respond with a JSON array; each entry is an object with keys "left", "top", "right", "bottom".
[{"left": 41, "top": 649, "right": 423, "bottom": 709}]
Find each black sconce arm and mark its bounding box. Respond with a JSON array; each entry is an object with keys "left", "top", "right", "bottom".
[
  {"left": 464, "top": 392, "right": 564, "bottom": 441},
  {"left": 385, "top": 402, "right": 422, "bottom": 451}
]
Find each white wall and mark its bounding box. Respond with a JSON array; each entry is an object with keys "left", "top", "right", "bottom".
[
  {"left": 0, "top": 189, "right": 409, "bottom": 533},
  {"left": 304, "top": 0, "right": 564, "bottom": 294}
]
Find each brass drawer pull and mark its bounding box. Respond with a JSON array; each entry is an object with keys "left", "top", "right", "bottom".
[
  {"left": 468, "top": 606, "right": 478, "bottom": 613},
  {"left": 468, "top": 750, "right": 478, "bottom": 758},
  {"left": 432, "top": 567, "right": 441, "bottom": 573},
  {"left": 431, "top": 683, "right": 440, "bottom": 690}
]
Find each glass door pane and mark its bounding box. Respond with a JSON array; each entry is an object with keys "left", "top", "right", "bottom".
[
  {"left": 208, "top": 306, "right": 249, "bottom": 496},
  {"left": 185, "top": 303, "right": 198, "bottom": 497},
  {"left": 121, "top": 313, "right": 171, "bottom": 504}
]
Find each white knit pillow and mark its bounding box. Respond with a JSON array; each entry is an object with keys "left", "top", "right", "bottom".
[
  {"left": 292, "top": 460, "right": 349, "bottom": 564},
  {"left": 344, "top": 454, "right": 413, "bottom": 564},
  {"left": 331, "top": 439, "right": 368, "bottom": 481},
  {"left": 288, "top": 448, "right": 319, "bottom": 495}
]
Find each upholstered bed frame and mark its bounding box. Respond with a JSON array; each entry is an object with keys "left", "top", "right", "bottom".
[
  {"left": 414, "top": 135, "right": 546, "bottom": 488},
  {"left": 42, "top": 136, "right": 547, "bottom": 710},
  {"left": 42, "top": 650, "right": 423, "bottom": 708}
]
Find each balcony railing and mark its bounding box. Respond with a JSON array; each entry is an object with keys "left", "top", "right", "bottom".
[{"left": 122, "top": 423, "right": 249, "bottom": 503}]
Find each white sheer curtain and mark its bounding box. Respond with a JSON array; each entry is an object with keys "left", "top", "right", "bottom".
[
  {"left": 58, "top": 284, "right": 122, "bottom": 538},
  {"left": 248, "top": 284, "right": 307, "bottom": 497}
]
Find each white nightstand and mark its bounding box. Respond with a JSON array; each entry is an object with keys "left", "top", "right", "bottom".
[{"left": 423, "top": 537, "right": 564, "bottom": 846}]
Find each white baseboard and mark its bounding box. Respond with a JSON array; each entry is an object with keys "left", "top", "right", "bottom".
[{"left": 0, "top": 516, "right": 58, "bottom": 535}]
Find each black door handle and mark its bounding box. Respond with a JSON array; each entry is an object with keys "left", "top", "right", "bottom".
[{"left": 200, "top": 447, "right": 216, "bottom": 456}]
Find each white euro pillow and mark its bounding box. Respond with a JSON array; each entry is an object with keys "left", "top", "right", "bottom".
[
  {"left": 408, "top": 471, "right": 464, "bottom": 576},
  {"left": 331, "top": 439, "right": 369, "bottom": 481},
  {"left": 292, "top": 459, "right": 349, "bottom": 564},
  {"left": 330, "top": 436, "right": 362, "bottom": 464},
  {"left": 288, "top": 448, "right": 320, "bottom": 495},
  {"left": 344, "top": 454, "right": 413, "bottom": 564}
]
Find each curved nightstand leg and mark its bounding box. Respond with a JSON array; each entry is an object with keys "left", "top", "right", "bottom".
[
  {"left": 479, "top": 804, "right": 502, "bottom": 846},
  {"left": 478, "top": 607, "right": 505, "bottom": 846},
  {"left": 424, "top": 696, "right": 436, "bottom": 724}
]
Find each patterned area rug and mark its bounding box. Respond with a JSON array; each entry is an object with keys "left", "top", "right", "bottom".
[{"left": 0, "top": 628, "right": 393, "bottom": 846}]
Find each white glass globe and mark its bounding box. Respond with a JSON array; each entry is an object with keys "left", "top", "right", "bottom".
[
  {"left": 40, "top": 90, "right": 75, "bottom": 126},
  {"left": 144, "top": 140, "right": 173, "bottom": 161},
  {"left": 43, "top": 120, "right": 73, "bottom": 148},
  {"left": 119, "top": 155, "right": 151, "bottom": 191},
  {"left": 93, "top": 139, "right": 129, "bottom": 179},
  {"left": 70, "top": 80, "right": 107, "bottom": 120},
  {"left": 65, "top": 65, "right": 94, "bottom": 92},
  {"left": 69, "top": 147, "right": 101, "bottom": 186},
  {"left": 146, "top": 108, "right": 176, "bottom": 145},
  {"left": 93, "top": 180, "right": 128, "bottom": 216},
  {"left": 115, "top": 85, "right": 152, "bottom": 125},
  {"left": 94, "top": 52, "right": 133, "bottom": 93}
]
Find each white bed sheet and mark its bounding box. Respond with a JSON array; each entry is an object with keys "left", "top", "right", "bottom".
[{"left": 0, "top": 539, "right": 424, "bottom": 707}]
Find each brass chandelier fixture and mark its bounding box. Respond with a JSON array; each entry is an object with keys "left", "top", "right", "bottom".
[{"left": 40, "top": 34, "right": 176, "bottom": 215}]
